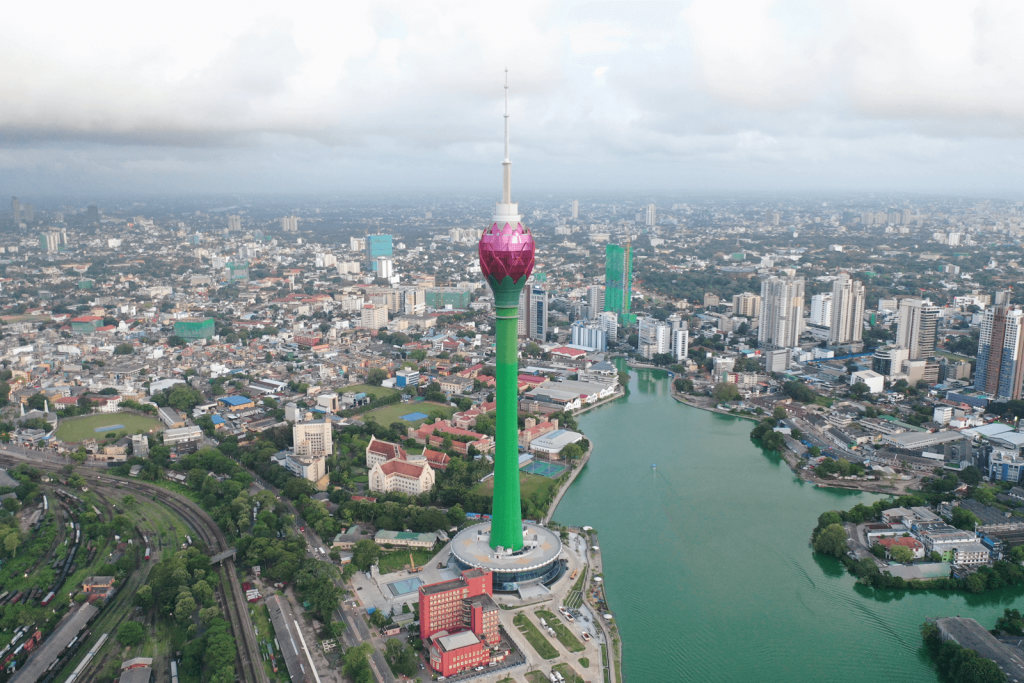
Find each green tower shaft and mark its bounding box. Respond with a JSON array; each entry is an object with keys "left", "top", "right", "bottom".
[{"left": 490, "top": 296, "right": 524, "bottom": 551}]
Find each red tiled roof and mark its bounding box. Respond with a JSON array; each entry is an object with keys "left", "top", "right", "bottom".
[
  {"left": 550, "top": 346, "right": 587, "bottom": 357},
  {"left": 368, "top": 436, "right": 406, "bottom": 461},
  {"left": 423, "top": 449, "right": 450, "bottom": 469},
  {"left": 379, "top": 460, "right": 427, "bottom": 478}
]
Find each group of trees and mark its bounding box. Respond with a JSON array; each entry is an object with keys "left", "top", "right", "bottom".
[
  {"left": 922, "top": 620, "right": 1006, "bottom": 683},
  {"left": 749, "top": 417, "right": 786, "bottom": 453},
  {"left": 812, "top": 501, "right": 1024, "bottom": 594}
]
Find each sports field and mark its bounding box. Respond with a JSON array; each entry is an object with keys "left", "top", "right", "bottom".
[
  {"left": 362, "top": 401, "right": 454, "bottom": 427},
  {"left": 521, "top": 460, "right": 566, "bottom": 478},
  {"left": 55, "top": 412, "right": 162, "bottom": 443}
]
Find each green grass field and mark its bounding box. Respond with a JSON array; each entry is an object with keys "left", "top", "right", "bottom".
[
  {"left": 537, "top": 610, "right": 585, "bottom": 652},
  {"left": 55, "top": 412, "right": 162, "bottom": 443},
  {"left": 376, "top": 545, "right": 439, "bottom": 574},
  {"left": 513, "top": 613, "right": 559, "bottom": 659},
  {"left": 471, "top": 471, "right": 560, "bottom": 501},
  {"left": 361, "top": 401, "right": 454, "bottom": 428}
]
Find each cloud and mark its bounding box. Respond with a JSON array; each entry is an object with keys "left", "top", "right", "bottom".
[{"left": 3, "top": 0, "right": 1024, "bottom": 194}]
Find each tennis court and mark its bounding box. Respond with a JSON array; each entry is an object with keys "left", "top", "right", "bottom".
[
  {"left": 520, "top": 461, "right": 566, "bottom": 478},
  {"left": 94, "top": 424, "right": 125, "bottom": 433},
  {"left": 401, "top": 412, "right": 430, "bottom": 421},
  {"left": 386, "top": 577, "right": 424, "bottom": 596}
]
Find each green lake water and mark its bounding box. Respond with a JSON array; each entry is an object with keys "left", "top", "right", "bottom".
[{"left": 555, "top": 366, "right": 1024, "bottom": 683}]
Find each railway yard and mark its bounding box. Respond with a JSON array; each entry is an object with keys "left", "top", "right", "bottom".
[{"left": 0, "top": 454, "right": 274, "bottom": 683}]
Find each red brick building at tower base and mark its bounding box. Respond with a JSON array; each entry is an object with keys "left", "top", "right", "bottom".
[{"left": 419, "top": 568, "right": 505, "bottom": 676}]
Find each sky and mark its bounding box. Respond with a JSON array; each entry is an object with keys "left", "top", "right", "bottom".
[{"left": 4, "top": 0, "right": 1024, "bottom": 198}]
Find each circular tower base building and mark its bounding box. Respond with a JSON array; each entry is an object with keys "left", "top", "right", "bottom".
[{"left": 449, "top": 522, "right": 564, "bottom": 593}]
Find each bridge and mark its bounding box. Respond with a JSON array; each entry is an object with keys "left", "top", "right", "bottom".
[{"left": 210, "top": 548, "right": 237, "bottom": 564}]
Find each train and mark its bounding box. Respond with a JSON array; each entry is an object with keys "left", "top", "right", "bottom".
[
  {"left": 144, "top": 547, "right": 151, "bottom": 561},
  {"left": 64, "top": 632, "right": 108, "bottom": 683},
  {"left": 42, "top": 495, "right": 47, "bottom": 512},
  {"left": 266, "top": 642, "right": 277, "bottom": 672},
  {"left": 170, "top": 659, "right": 179, "bottom": 683}
]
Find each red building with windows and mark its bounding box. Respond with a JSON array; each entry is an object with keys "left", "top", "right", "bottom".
[{"left": 419, "top": 569, "right": 502, "bottom": 677}]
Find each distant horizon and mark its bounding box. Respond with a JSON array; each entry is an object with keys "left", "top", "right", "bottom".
[{"left": 6, "top": 3, "right": 1024, "bottom": 199}]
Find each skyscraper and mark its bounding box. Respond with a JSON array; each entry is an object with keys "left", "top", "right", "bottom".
[
  {"left": 895, "top": 298, "right": 939, "bottom": 360},
  {"left": 10, "top": 197, "right": 18, "bottom": 223},
  {"left": 975, "top": 305, "right": 1024, "bottom": 399},
  {"left": 228, "top": 215, "right": 241, "bottom": 231},
  {"left": 586, "top": 285, "right": 605, "bottom": 319},
  {"left": 644, "top": 204, "right": 656, "bottom": 227},
  {"left": 829, "top": 272, "right": 865, "bottom": 346},
  {"left": 809, "top": 293, "right": 833, "bottom": 327},
  {"left": 638, "top": 316, "right": 670, "bottom": 359},
  {"left": 281, "top": 215, "right": 299, "bottom": 232},
  {"left": 527, "top": 284, "right": 548, "bottom": 341},
  {"left": 732, "top": 292, "right": 761, "bottom": 318},
  {"left": 758, "top": 274, "right": 804, "bottom": 349},
  {"left": 367, "top": 234, "right": 393, "bottom": 271},
  {"left": 604, "top": 240, "right": 633, "bottom": 325},
  {"left": 571, "top": 199, "right": 578, "bottom": 220}
]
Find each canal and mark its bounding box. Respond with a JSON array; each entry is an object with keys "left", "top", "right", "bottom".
[{"left": 555, "top": 366, "right": 1024, "bottom": 682}]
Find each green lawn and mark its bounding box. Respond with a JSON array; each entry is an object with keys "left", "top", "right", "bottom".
[
  {"left": 537, "top": 610, "right": 585, "bottom": 652},
  {"left": 472, "top": 472, "right": 560, "bottom": 501},
  {"left": 555, "top": 663, "right": 585, "bottom": 683},
  {"left": 513, "top": 613, "right": 559, "bottom": 659},
  {"left": 376, "top": 545, "right": 439, "bottom": 574},
  {"left": 361, "top": 401, "right": 454, "bottom": 428},
  {"left": 344, "top": 384, "right": 400, "bottom": 399},
  {"left": 55, "top": 411, "right": 162, "bottom": 443}
]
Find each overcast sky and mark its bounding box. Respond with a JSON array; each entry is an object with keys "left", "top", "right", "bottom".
[{"left": 4, "top": 0, "right": 1024, "bottom": 198}]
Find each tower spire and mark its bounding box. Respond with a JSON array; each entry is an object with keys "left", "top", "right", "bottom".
[{"left": 502, "top": 68, "right": 511, "bottom": 204}]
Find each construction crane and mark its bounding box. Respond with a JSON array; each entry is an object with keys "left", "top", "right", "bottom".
[{"left": 408, "top": 553, "right": 423, "bottom": 573}]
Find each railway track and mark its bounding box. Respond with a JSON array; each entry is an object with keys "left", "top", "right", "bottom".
[
  {"left": 94, "top": 478, "right": 268, "bottom": 683},
  {"left": 0, "top": 455, "right": 268, "bottom": 683}
]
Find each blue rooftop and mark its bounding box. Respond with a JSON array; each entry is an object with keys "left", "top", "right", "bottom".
[
  {"left": 218, "top": 395, "right": 252, "bottom": 406},
  {"left": 211, "top": 415, "right": 226, "bottom": 424}
]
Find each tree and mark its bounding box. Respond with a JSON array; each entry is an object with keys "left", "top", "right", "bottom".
[
  {"left": 996, "top": 609, "right": 1024, "bottom": 636},
  {"left": 951, "top": 506, "right": 981, "bottom": 531},
  {"left": 114, "top": 343, "right": 134, "bottom": 355},
  {"left": 712, "top": 382, "right": 740, "bottom": 402},
  {"left": 812, "top": 523, "right": 848, "bottom": 558},
  {"left": 331, "top": 621, "right": 348, "bottom": 637},
  {"left": 958, "top": 465, "right": 983, "bottom": 486},
  {"left": 772, "top": 406, "right": 788, "bottom": 420},
  {"left": 674, "top": 377, "right": 693, "bottom": 393},
  {"left": 343, "top": 643, "right": 375, "bottom": 683},
  {"left": 366, "top": 368, "right": 389, "bottom": 386},
  {"left": 117, "top": 621, "right": 145, "bottom": 646},
  {"left": 888, "top": 544, "right": 914, "bottom": 564},
  {"left": 352, "top": 539, "right": 381, "bottom": 571},
  {"left": 175, "top": 593, "right": 197, "bottom": 623},
  {"left": 4, "top": 531, "right": 19, "bottom": 556},
  {"left": 782, "top": 380, "right": 818, "bottom": 404}
]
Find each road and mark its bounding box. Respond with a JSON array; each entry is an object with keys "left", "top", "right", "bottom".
[{"left": 253, "top": 479, "right": 396, "bottom": 683}]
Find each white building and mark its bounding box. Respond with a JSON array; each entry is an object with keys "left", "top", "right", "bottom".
[
  {"left": 369, "top": 459, "right": 435, "bottom": 495},
  {"left": 758, "top": 274, "right": 804, "bottom": 349},
  {"left": 850, "top": 369, "right": 884, "bottom": 394},
  {"left": 638, "top": 316, "right": 670, "bottom": 359},
  {"left": 377, "top": 256, "right": 394, "bottom": 279},
  {"left": 360, "top": 304, "right": 388, "bottom": 330},
  {"left": 809, "top": 293, "right": 833, "bottom": 327},
  {"left": 829, "top": 272, "right": 865, "bottom": 346},
  {"left": 598, "top": 311, "right": 618, "bottom": 343},
  {"left": 294, "top": 417, "right": 332, "bottom": 458},
  {"left": 896, "top": 298, "right": 939, "bottom": 360}
]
